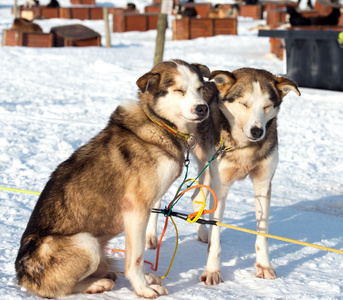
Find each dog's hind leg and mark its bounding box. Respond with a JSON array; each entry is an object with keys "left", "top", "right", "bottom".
[
  {"left": 123, "top": 200, "right": 168, "bottom": 298},
  {"left": 73, "top": 243, "right": 116, "bottom": 294},
  {"left": 145, "top": 197, "right": 162, "bottom": 250},
  {"left": 17, "top": 233, "right": 115, "bottom": 298},
  {"left": 250, "top": 156, "right": 277, "bottom": 279}
]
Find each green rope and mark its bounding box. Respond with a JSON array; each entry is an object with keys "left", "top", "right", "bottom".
[{"left": 166, "top": 163, "right": 189, "bottom": 216}]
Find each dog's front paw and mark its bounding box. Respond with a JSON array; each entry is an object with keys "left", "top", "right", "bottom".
[
  {"left": 200, "top": 270, "right": 223, "bottom": 285},
  {"left": 85, "top": 278, "right": 115, "bottom": 294},
  {"left": 197, "top": 225, "right": 208, "bottom": 243},
  {"left": 255, "top": 263, "right": 277, "bottom": 279},
  {"left": 135, "top": 285, "right": 168, "bottom": 298},
  {"left": 145, "top": 273, "right": 163, "bottom": 286},
  {"left": 145, "top": 234, "right": 158, "bottom": 250}
]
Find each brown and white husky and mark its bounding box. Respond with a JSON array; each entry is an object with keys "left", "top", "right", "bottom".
[
  {"left": 15, "top": 59, "right": 211, "bottom": 299},
  {"left": 146, "top": 67, "right": 300, "bottom": 287}
]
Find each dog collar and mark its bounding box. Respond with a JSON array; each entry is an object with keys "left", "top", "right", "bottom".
[
  {"left": 210, "top": 137, "right": 235, "bottom": 161},
  {"left": 143, "top": 109, "right": 196, "bottom": 147}
]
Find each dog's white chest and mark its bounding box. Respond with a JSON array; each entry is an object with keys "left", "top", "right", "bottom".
[{"left": 156, "top": 158, "right": 181, "bottom": 196}]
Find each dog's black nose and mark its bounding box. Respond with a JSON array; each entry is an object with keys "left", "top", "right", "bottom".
[
  {"left": 195, "top": 105, "right": 208, "bottom": 116},
  {"left": 251, "top": 127, "right": 264, "bottom": 139}
]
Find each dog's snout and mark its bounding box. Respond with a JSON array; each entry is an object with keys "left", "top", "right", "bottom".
[
  {"left": 251, "top": 127, "right": 264, "bottom": 139},
  {"left": 195, "top": 104, "right": 208, "bottom": 116}
]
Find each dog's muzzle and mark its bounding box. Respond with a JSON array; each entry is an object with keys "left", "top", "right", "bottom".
[
  {"left": 195, "top": 104, "right": 209, "bottom": 117},
  {"left": 250, "top": 126, "right": 264, "bottom": 140}
]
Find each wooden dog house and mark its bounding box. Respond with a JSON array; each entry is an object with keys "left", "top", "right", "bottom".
[
  {"left": 173, "top": 17, "right": 237, "bottom": 40},
  {"left": 50, "top": 24, "right": 101, "bottom": 46},
  {"left": 59, "top": 7, "right": 103, "bottom": 20},
  {"left": 18, "top": 5, "right": 60, "bottom": 20},
  {"left": 240, "top": 5, "right": 263, "bottom": 20},
  {"left": 2, "top": 29, "right": 54, "bottom": 47},
  {"left": 113, "top": 13, "right": 159, "bottom": 32}
]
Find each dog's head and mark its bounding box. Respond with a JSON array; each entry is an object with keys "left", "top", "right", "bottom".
[
  {"left": 137, "top": 59, "right": 210, "bottom": 127},
  {"left": 210, "top": 68, "right": 300, "bottom": 143}
]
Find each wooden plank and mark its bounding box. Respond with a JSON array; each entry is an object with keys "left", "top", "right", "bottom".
[
  {"left": 2, "top": 29, "right": 54, "bottom": 47},
  {"left": 189, "top": 18, "right": 213, "bottom": 39},
  {"left": 22, "top": 32, "right": 54, "bottom": 47},
  {"left": 144, "top": 5, "right": 160, "bottom": 14},
  {"left": 39, "top": 7, "right": 59, "bottom": 19},
  {"left": 173, "top": 17, "right": 237, "bottom": 40},
  {"left": 89, "top": 7, "right": 103, "bottom": 19},
  {"left": 270, "top": 37, "right": 284, "bottom": 59},
  {"left": 182, "top": 3, "right": 212, "bottom": 18},
  {"left": 113, "top": 13, "right": 159, "bottom": 32},
  {"left": 213, "top": 18, "right": 237, "bottom": 35},
  {"left": 266, "top": 8, "right": 287, "bottom": 26},
  {"left": 240, "top": 5, "right": 263, "bottom": 20},
  {"left": 70, "top": 0, "right": 96, "bottom": 5}
]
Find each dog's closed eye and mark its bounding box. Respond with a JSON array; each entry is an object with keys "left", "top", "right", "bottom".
[{"left": 174, "top": 89, "right": 185, "bottom": 95}]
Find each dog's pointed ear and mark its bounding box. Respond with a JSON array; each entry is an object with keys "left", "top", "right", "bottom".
[
  {"left": 136, "top": 72, "right": 160, "bottom": 93},
  {"left": 192, "top": 63, "right": 211, "bottom": 78},
  {"left": 209, "top": 70, "right": 236, "bottom": 96},
  {"left": 276, "top": 76, "right": 301, "bottom": 97}
]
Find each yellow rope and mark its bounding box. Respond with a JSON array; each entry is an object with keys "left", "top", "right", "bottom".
[
  {"left": 0, "top": 186, "right": 41, "bottom": 196},
  {"left": 183, "top": 179, "right": 206, "bottom": 224},
  {"left": 216, "top": 222, "right": 343, "bottom": 255},
  {"left": 160, "top": 216, "right": 178, "bottom": 279},
  {"left": 1, "top": 185, "right": 342, "bottom": 255}
]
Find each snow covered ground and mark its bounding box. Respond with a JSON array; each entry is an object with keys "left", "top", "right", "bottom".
[{"left": 1, "top": 0, "right": 343, "bottom": 299}]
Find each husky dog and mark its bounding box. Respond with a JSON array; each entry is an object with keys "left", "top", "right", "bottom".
[
  {"left": 15, "top": 59, "right": 210, "bottom": 298},
  {"left": 191, "top": 68, "right": 300, "bottom": 284},
  {"left": 287, "top": 6, "right": 341, "bottom": 26},
  {"left": 10, "top": 18, "right": 43, "bottom": 33}
]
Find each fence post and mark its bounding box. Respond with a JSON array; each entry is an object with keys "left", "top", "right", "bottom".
[
  {"left": 103, "top": 7, "right": 111, "bottom": 48},
  {"left": 153, "top": 0, "right": 172, "bottom": 66},
  {"left": 13, "top": 0, "right": 18, "bottom": 17}
]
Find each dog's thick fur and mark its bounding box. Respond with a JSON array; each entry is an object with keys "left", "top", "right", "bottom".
[
  {"left": 174, "top": 5, "right": 198, "bottom": 19},
  {"left": 15, "top": 59, "right": 210, "bottom": 299},
  {"left": 207, "top": 5, "right": 239, "bottom": 19},
  {"left": 11, "top": 18, "right": 43, "bottom": 33},
  {"left": 287, "top": 6, "right": 341, "bottom": 26},
  {"left": 189, "top": 68, "right": 300, "bottom": 284}
]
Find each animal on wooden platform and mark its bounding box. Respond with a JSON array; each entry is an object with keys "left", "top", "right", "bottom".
[
  {"left": 207, "top": 4, "right": 239, "bottom": 18},
  {"left": 174, "top": 4, "right": 198, "bottom": 19},
  {"left": 287, "top": 6, "right": 341, "bottom": 26},
  {"left": 10, "top": 18, "right": 43, "bottom": 32},
  {"left": 25, "top": 0, "right": 39, "bottom": 8},
  {"left": 47, "top": 0, "right": 60, "bottom": 8}
]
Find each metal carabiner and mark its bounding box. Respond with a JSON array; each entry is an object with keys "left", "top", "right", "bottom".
[{"left": 184, "top": 135, "right": 196, "bottom": 166}]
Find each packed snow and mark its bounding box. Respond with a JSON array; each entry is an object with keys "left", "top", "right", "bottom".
[{"left": 1, "top": 0, "right": 343, "bottom": 299}]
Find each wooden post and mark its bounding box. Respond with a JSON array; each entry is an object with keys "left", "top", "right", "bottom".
[
  {"left": 103, "top": 7, "right": 111, "bottom": 47},
  {"left": 153, "top": 0, "right": 172, "bottom": 66},
  {"left": 13, "top": 0, "right": 18, "bottom": 17}
]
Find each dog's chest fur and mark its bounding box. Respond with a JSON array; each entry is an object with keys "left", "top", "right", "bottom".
[{"left": 217, "top": 117, "right": 278, "bottom": 183}]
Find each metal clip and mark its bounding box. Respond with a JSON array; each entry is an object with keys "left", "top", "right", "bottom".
[
  {"left": 184, "top": 135, "right": 196, "bottom": 166},
  {"left": 186, "top": 135, "right": 197, "bottom": 149},
  {"left": 184, "top": 146, "right": 190, "bottom": 166},
  {"left": 210, "top": 144, "right": 225, "bottom": 162}
]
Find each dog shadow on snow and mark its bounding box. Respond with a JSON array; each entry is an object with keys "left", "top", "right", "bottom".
[
  {"left": 106, "top": 196, "right": 343, "bottom": 296},
  {"left": 147, "top": 197, "right": 343, "bottom": 294}
]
